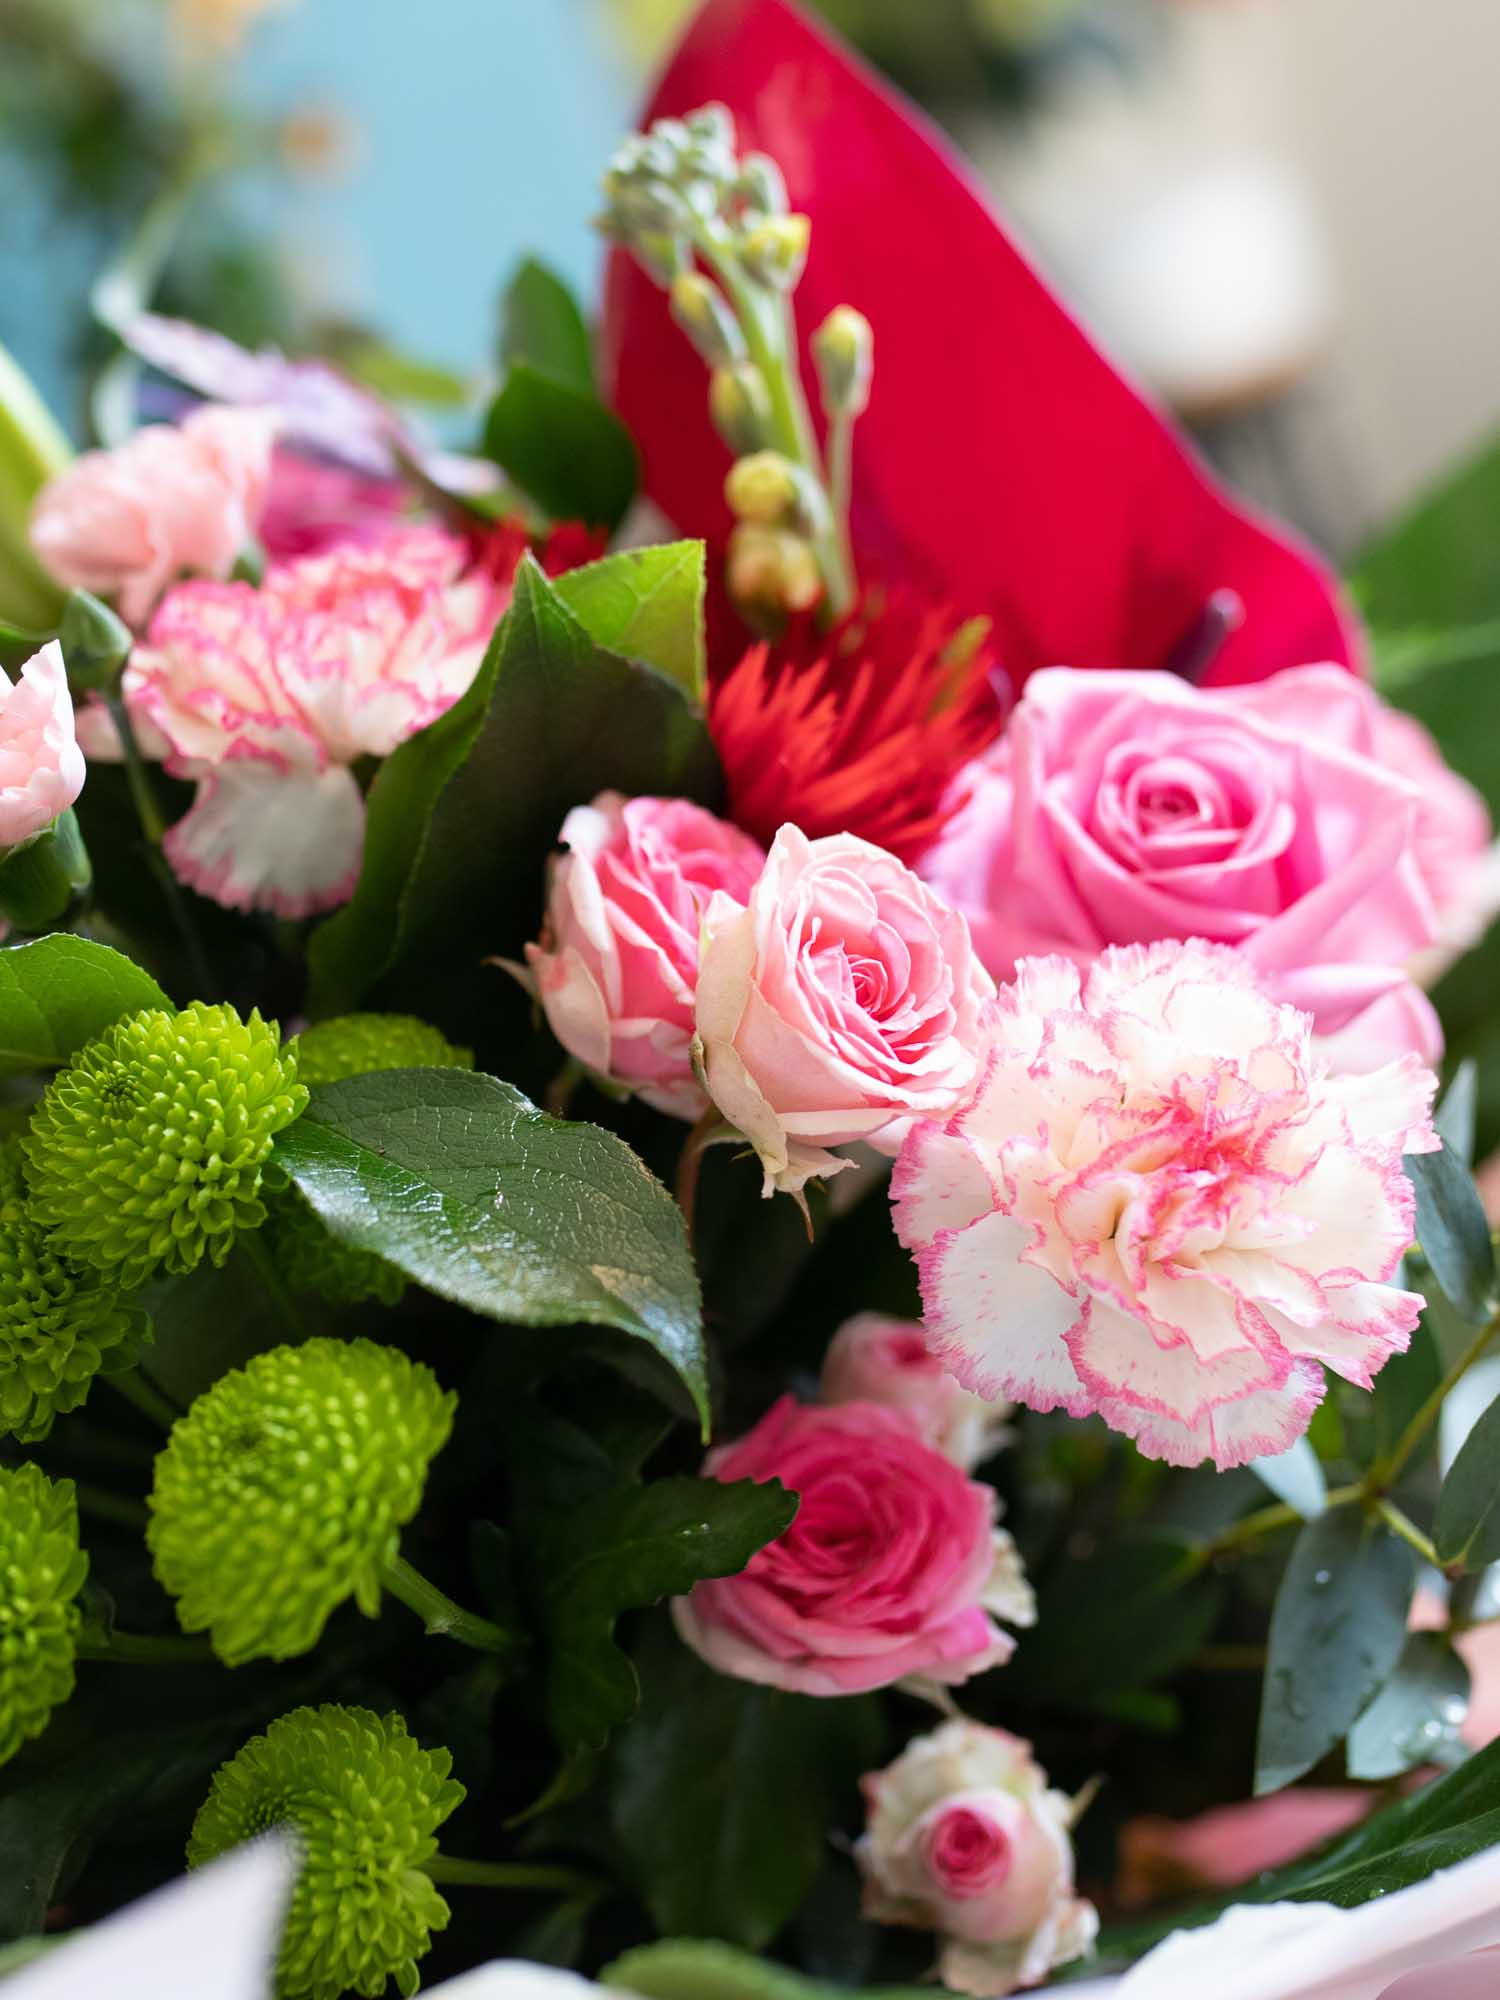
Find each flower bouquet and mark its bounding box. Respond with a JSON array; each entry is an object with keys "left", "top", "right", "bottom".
[{"left": 4, "top": 2, "right": 1500, "bottom": 1996}]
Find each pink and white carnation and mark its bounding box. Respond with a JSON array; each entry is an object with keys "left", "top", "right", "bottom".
[
  {"left": 892, "top": 939, "right": 1439, "bottom": 1470},
  {"left": 922, "top": 665, "right": 1492, "bottom": 1068},
  {"left": 820, "top": 1312, "right": 1011, "bottom": 1470},
  {"left": 0, "top": 642, "right": 86, "bottom": 852},
  {"left": 522, "top": 792, "right": 765, "bottom": 1119},
  {"left": 672, "top": 1395, "right": 1034, "bottom": 1697},
  {"left": 123, "top": 525, "right": 511, "bottom": 917},
  {"left": 30, "top": 406, "right": 275, "bottom": 628},
  {"left": 695, "top": 825, "right": 995, "bottom": 1198},
  {"left": 856, "top": 1719, "right": 1097, "bottom": 1997}
]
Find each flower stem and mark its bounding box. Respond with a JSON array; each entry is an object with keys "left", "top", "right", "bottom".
[
  {"left": 107, "top": 689, "right": 215, "bottom": 997},
  {"left": 1379, "top": 1310, "right": 1500, "bottom": 1488},
  {"left": 380, "top": 1552, "right": 516, "bottom": 1655},
  {"left": 1200, "top": 1483, "right": 1364, "bottom": 1564},
  {"left": 674, "top": 1105, "right": 724, "bottom": 1250},
  {"left": 74, "top": 1481, "right": 148, "bottom": 1530},
  {"left": 423, "top": 1855, "right": 598, "bottom": 1894},
  {"left": 1373, "top": 1496, "right": 1445, "bottom": 1569},
  {"left": 108, "top": 1367, "right": 182, "bottom": 1431},
  {"left": 77, "top": 1629, "right": 213, "bottom": 1665},
  {"left": 241, "top": 1229, "right": 315, "bottom": 1344}
]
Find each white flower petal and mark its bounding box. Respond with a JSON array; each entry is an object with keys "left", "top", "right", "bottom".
[{"left": 164, "top": 763, "right": 364, "bottom": 919}]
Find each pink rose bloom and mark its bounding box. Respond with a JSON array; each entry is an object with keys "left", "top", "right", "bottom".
[
  {"left": 125, "top": 526, "right": 510, "bottom": 917},
  {"left": 893, "top": 940, "right": 1438, "bottom": 1469},
  {"left": 1117, "top": 1790, "right": 1374, "bottom": 1908},
  {"left": 672, "top": 1396, "right": 1034, "bottom": 1696},
  {"left": 922, "top": 665, "right": 1490, "bottom": 1067},
  {"left": 820, "top": 1313, "right": 1011, "bottom": 1470},
  {"left": 857, "top": 1719, "right": 1097, "bottom": 1997},
  {"left": 257, "top": 448, "right": 413, "bottom": 561},
  {"left": 696, "top": 825, "right": 995, "bottom": 1198},
  {"left": 523, "top": 792, "right": 765, "bottom": 1121},
  {"left": 0, "top": 642, "right": 85, "bottom": 850},
  {"left": 30, "top": 406, "right": 275, "bottom": 628}
]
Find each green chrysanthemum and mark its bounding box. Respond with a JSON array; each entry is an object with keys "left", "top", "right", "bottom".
[
  {"left": 147, "top": 1338, "right": 455, "bottom": 1665},
  {"left": 294, "top": 1014, "right": 473, "bottom": 1089},
  {"left": 270, "top": 1199, "right": 408, "bottom": 1309},
  {"left": 0, "top": 1462, "right": 87, "bottom": 1767},
  {"left": 0, "top": 1137, "right": 147, "bottom": 1441},
  {"left": 188, "top": 1704, "right": 463, "bottom": 2000},
  {"left": 21, "top": 1002, "right": 307, "bottom": 1290}
]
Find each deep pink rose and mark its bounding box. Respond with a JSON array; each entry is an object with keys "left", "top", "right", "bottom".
[
  {"left": 695, "top": 825, "right": 995, "bottom": 1197},
  {"left": 524, "top": 793, "right": 766, "bottom": 1121},
  {"left": 922, "top": 665, "right": 1485, "bottom": 1065},
  {"left": 672, "top": 1397, "right": 1032, "bottom": 1697},
  {"left": 257, "top": 448, "right": 412, "bottom": 560},
  {"left": 820, "top": 1313, "right": 1010, "bottom": 1470},
  {"left": 30, "top": 406, "right": 275, "bottom": 628},
  {"left": 857, "top": 1720, "right": 1097, "bottom": 1995}
]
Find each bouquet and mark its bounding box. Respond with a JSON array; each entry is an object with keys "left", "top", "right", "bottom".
[{"left": 3, "top": 2, "right": 1500, "bottom": 1996}]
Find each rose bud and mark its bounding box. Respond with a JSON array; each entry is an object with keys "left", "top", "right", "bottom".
[
  {"left": 857, "top": 1719, "right": 1097, "bottom": 1997},
  {"left": 695, "top": 824, "right": 994, "bottom": 1198},
  {"left": 672, "top": 1396, "right": 1033, "bottom": 1696},
  {"left": 0, "top": 642, "right": 85, "bottom": 853},
  {"left": 523, "top": 792, "right": 766, "bottom": 1121},
  {"left": 31, "top": 406, "right": 274, "bottom": 628},
  {"left": 820, "top": 1313, "right": 1010, "bottom": 1471}
]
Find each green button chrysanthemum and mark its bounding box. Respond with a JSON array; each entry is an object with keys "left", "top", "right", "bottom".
[
  {"left": 0, "top": 1462, "right": 87, "bottom": 1767},
  {"left": 293, "top": 1013, "right": 473, "bottom": 1089},
  {"left": 0, "top": 1137, "right": 147, "bottom": 1441},
  {"left": 147, "top": 1338, "right": 455, "bottom": 1665},
  {"left": 188, "top": 1703, "right": 463, "bottom": 2000},
  {"left": 21, "top": 1002, "right": 307, "bottom": 1290},
  {"left": 270, "top": 1012, "right": 471, "bottom": 1309}
]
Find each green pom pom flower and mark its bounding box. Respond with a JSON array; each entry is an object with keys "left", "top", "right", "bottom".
[
  {"left": 148, "top": 1338, "right": 455, "bottom": 1665},
  {"left": 270, "top": 1199, "right": 407, "bottom": 1309},
  {"left": 0, "top": 1462, "right": 87, "bottom": 1767},
  {"left": 21, "top": 1002, "right": 307, "bottom": 1289},
  {"left": 0, "top": 1137, "right": 146, "bottom": 1440},
  {"left": 294, "top": 1013, "right": 473, "bottom": 1089},
  {"left": 188, "top": 1703, "right": 462, "bottom": 2000}
]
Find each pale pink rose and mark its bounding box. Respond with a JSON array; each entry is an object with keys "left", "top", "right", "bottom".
[
  {"left": 856, "top": 1719, "right": 1097, "bottom": 1996},
  {"left": 125, "top": 526, "right": 510, "bottom": 917},
  {"left": 695, "top": 826, "right": 995, "bottom": 1198},
  {"left": 921, "top": 665, "right": 1484, "bottom": 1068},
  {"left": 523, "top": 792, "right": 765, "bottom": 1121},
  {"left": 30, "top": 406, "right": 275, "bottom": 628},
  {"left": 0, "top": 642, "right": 85, "bottom": 850},
  {"left": 672, "top": 1396, "right": 1033, "bottom": 1696},
  {"left": 820, "top": 1313, "right": 1011, "bottom": 1469},
  {"left": 1117, "top": 1790, "right": 1375, "bottom": 1907},
  {"left": 893, "top": 940, "right": 1438, "bottom": 1469}
]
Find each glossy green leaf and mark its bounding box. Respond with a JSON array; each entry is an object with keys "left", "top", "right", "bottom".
[
  {"left": 483, "top": 364, "right": 638, "bottom": 529},
  {"left": 554, "top": 543, "right": 707, "bottom": 699},
  {"left": 1346, "top": 1630, "right": 1470, "bottom": 1781},
  {"left": 1436, "top": 1382, "right": 1500, "bottom": 1568},
  {"left": 501, "top": 257, "right": 596, "bottom": 396},
  {"left": 1406, "top": 1140, "right": 1497, "bottom": 1325},
  {"left": 272, "top": 1068, "right": 708, "bottom": 1424},
  {"left": 1250, "top": 1438, "right": 1326, "bottom": 1519},
  {"left": 0, "top": 935, "right": 169, "bottom": 1077},
  {"left": 307, "top": 554, "right": 719, "bottom": 1015},
  {"left": 607, "top": 1941, "right": 932, "bottom": 2000},
  {"left": 1255, "top": 1507, "right": 1416, "bottom": 1794},
  {"left": 613, "top": 1628, "right": 881, "bottom": 1950}
]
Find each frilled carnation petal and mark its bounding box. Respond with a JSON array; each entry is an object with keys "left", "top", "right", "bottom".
[{"left": 164, "top": 763, "right": 364, "bottom": 920}]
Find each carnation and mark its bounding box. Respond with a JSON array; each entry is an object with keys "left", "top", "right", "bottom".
[{"left": 893, "top": 940, "right": 1438, "bottom": 1469}]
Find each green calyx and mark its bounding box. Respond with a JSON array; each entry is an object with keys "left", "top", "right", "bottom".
[
  {"left": 21, "top": 1001, "right": 307, "bottom": 1290},
  {"left": 294, "top": 1012, "right": 473, "bottom": 1089},
  {"left": 0, "top": 1462, "right": 87, "bottom": 1767},
  {"left": 188, "top": 1703, "right": 463, "bottom": 2000},
  {"left": 147, "top": 1337, "right": 456, "bottom": 1666},
  {"left": 0, "top": 1136, "right": 146, "bottom": 1441}
]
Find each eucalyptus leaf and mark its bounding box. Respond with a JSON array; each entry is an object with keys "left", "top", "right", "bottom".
[
  {"left": 1435, "top": 1383, "right": 1500, "bottom": 1568},
  {"left": 483, "top": 364, "right": 638, "bottom": 529},
  {"left": 273, "top": 1068, "right": 708, "bottom": 1424},
  {"left": 1346, "top": 1630, "right": 1470, "bottom": 1781},
  {"left": 0, "top": 936, "right": 168, "bottom": 1077},
  {"left": 501, "top": 258, "right": 596, "bottom": 396},
  {"left": 1406, "top": 1139, "right": 1497, "bottom": 1325},
  {"left": 1438, "top": 1060, "right": 1480, "bottom": 1165},
  {"left": 554, "top": 543, "right": 707, "bottom": 699},
  {"left": 1250, "top": 1437, "right": 1326, "bottom": 1519},
  {"left": 1254, "top": 1508, "right": 1416, "bottom": 1794}
]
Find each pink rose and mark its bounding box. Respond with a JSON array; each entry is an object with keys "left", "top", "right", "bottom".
[
  {"left": 0, "top": 642, "right": 85, "bottom": 850},
  {"left": 1117, "top": 1790, "right": 1375, "bottom": 1907},
  {"left": 893, "top": 940, "right": 1438, "bottom": 1469},
  {"left": 257, "top": 448, "right": 412, "bottom": 561},
  {"left": 672, "top": 1396, "right": 1033, "bottom": 1696},
  {"left": 922, "top": 665, "right": 1487, "bottom": 1066},
  {"left": 695, "top": 826, "right": 995, "bottom": 1198},
  {"left": 30, "top": 406, "right": 275, "bottom": 628},
  {"left": 523, "top": 793, "right": 766, "bottom": 1121},
  {"left": 820, "top": 1313, "right": 1011, "bottom": 1470},
  {"left": 857, "top": 1719, "right": 1097, "bottom": 1996}
]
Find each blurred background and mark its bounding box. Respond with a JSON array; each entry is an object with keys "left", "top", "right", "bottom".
[{"left": 3, "top": 0, "right": 1498, "bottom": 558}]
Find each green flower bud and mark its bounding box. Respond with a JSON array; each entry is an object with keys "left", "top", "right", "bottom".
[
  {"left": 684, "top": 102, "right": 735, "bottom": 151},
  {"left": 727, "top": 522, "right": 824, "bottom": 621},
  {"left": 736, "top": 151, "right": 788, "bottom": 217},
  {"left": 724, "top": 450, "right": 809, "bottom": 527},
  {"left": 669, "top": 273, "right": 746, "bottom": 369},
  {"left": 739, "top": 214, "right": 811, "bottom": 292},
  {"left": 188, "top": 1704, "right": 463, "bottom": 2000},
  {"left": 709, "top": 363, "right": 773, "bottom": 456},
  {"left": 0, "top": 1463, "right": 86, "bottom": 1767},
  {"left": 148, "top": 1338, "right": 455, "bottom": 1665},
  {"left": 631, "top": 230, "right": 690, "bottom": 287},
  {"left": 0, "top": 1136, "right": 146, "bottom": 1441},
  {"left": 293, "top": 1013, "right": 473, "bottom": 1090},
  {"left": 813, "top": 305, "right": 874, "bottom": 419},
  {"left": 22, "top": 1002, "right": 307, "bottom": 1290},
  {"left": 57, "top": 588, "right": 131, "bottom": 693}
]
